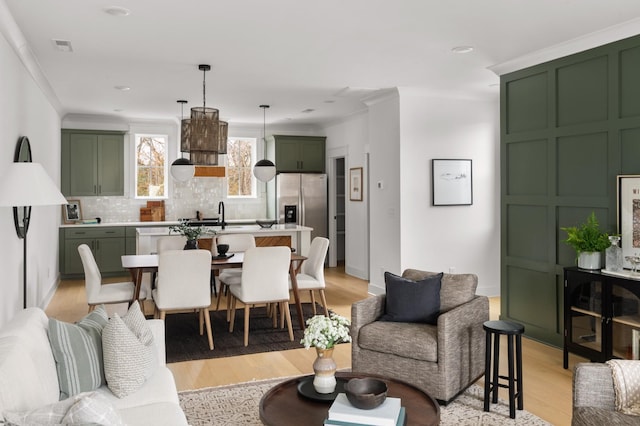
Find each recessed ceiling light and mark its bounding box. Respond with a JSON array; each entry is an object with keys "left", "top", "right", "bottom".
[
  {"left": 301, "top": 108, "right": 315, "bottom": 114},
  {"left": 52, "top": 39, "right": 73, "bottom": 52},
  {"left": 114, "top": 85, "right": 130, "bottom": 91},
  {"left": 451, "top": 46, "right": 474, "bottom": 54},
  {"left": 104, "top": 6, "right": 130, "bottom": 16},
  {"left": 113, "top": 109, "right": 123, "bottom": 112},
  {"left": 324, "top": 100, "right": 335, "bottom": 104}
]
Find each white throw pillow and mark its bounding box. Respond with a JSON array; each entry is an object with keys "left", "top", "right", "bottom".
[
  {"left": 102, "top": 301, "right": 157, "bottom": 398},
  {"left": 3, "top": 391, "right": 124, "bottom": 426}
]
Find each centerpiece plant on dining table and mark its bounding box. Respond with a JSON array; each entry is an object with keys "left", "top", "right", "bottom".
[
  {"left": 169, "top": 222, "right": 212, "bottom": 250},
  {"left": 301, "top": 313, "right": 351, "bottom": 394}
]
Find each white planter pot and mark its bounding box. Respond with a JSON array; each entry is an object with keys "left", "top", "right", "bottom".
[{"left": 578, "top": 252, "right": 602, "bottom": 270}]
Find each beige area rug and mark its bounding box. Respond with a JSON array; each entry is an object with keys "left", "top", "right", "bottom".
[{"left": 179, "top": 377, "right": 551, "bottom": 426}]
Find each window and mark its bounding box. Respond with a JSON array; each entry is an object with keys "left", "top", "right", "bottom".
[
  {"left": 227, "top": 137, "right": 257, "bottom": 198},
  {"left": 135, "top": 134, "right": 167, "bottom": 198}
]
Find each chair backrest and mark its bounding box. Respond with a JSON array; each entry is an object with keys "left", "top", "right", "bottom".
[
  {"left": 157, "top": 235, "right": 187, "bottom": 253},
  {"left": 239, "top": 246, "right": 291, "bottom": 303},
  {"left": 155, "top": 249, "right": 212, "bottom": 309},
  {"left": 77, "top": 244, "right": 101, "bottom": 301},
  {"left": 301, "top": 237, "right": 329, "bottom": 285},
  {"left": 216, "top": 234, "right": 256, "bottom": 253}
]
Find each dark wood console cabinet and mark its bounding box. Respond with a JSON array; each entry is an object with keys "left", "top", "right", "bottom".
[{"left": 564, "top": 267, "right": 640, "bottom": 368}]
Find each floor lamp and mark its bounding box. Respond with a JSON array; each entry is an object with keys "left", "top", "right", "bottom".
[{"left": 0, "top": 162, "right": 67, "bottom": 308}]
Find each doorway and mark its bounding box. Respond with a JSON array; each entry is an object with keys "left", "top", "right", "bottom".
[{"left": 328, "top": 150, "right": 347, "bottom": 268}]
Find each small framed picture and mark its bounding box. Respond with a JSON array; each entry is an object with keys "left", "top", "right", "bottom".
[
  {"left": 63, "top": 200, "right": 82, "bottom": 224},
  {"left": 350, "top": 167, "right": 363, "bottom": 201},
  {"left": 432, "top": 159, "right": 473, "bottom": 206}
]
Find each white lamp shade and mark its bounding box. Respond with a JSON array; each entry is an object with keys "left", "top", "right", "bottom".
[
  {"left": 253, "top": 159, "right": 276, "bottom": 182},
  {"left": 0, "top": 162, "right": 67, "bottom": 207},
  {"left": 170, "top": 158, "right": 196, "bottom": 182}
]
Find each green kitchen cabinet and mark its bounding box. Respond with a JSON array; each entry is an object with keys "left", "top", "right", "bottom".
[
  {"left": 60, "top": 227, "right": 126, "bottom": 278},
  {"left": 267, "top": 135, "right": 326, "bottom": 173},
  {"left": 61, "top": 130, "right": 125, "bottom": 196}
]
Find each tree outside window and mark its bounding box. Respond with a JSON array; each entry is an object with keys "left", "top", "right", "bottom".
[
  {"left": 136, "top": 134, "right": 167, "bottom": 198},
  {"left": 227, "top": 138, "right": 257, "bottom": 198}
]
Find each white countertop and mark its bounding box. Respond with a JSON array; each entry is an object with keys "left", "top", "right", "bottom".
[
  {"left": 136, "top": 224, "right": 312, "bottom": 236},
  {"left": 59, "top": 219, "right": 270, "bottom": 228}
]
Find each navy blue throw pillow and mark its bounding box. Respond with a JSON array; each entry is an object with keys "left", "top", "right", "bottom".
[{"left": 381, "top": 272, "right": 443, "bottom": 324}]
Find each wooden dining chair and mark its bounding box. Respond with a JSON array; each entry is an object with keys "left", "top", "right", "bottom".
[
  {"left": 228, "top": 246, "right": 293, "bottom": 346},
  {"left": 152, "top": 249, "right": 214, "bottom": 350},
  {"left": 289, "top": 237, "right": 330, "bottom": 316},
  {"left": 78, "top": 244, "right": 145, "bottom": 312},
  {"left": 215, "top": 234, "right": 256, "bottom": 319}
]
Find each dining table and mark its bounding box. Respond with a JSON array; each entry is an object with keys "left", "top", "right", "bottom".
[{"left": 121, "top": 251, "right": 309, "bottom": 330}]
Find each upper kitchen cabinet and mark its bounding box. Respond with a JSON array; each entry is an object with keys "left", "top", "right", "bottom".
[
  {"left": 267, "top": 135, "right": 326, "bottom": 173},
  {"left": 61, "top": 129, "right": 125, "bottom": 196}
]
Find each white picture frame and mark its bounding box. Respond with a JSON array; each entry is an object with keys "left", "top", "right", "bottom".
[{"left": 432, "top": 159, "right": 473, "bottom": 206}]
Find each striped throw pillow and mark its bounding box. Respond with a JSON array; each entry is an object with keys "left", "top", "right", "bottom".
[{"left": 48, "top": 306, "right": 109, "bottom": 399}]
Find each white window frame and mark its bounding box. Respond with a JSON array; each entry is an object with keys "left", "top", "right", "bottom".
[
  {"left": 134, "top": 133, "right": 169, "bottom": 199},
  {"left": 226, "top": 137, "right": 257, "bottom": 199}
]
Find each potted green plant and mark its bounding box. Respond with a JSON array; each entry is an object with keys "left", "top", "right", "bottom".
[
  {"left": 561, "top": 211, "right": 610, "bottom": 270},
  {"left": 169, "top": 222, "right": 211, "bottom": 249}
]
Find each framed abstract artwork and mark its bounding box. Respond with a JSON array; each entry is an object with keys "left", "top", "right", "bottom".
[
  {"left": 350, "top": 167, "right": 363, "bottom": 201},
  {"left": 617, "top": 175, "right": 640, "bottom": 269},
  {"left": 432, "top": 159, "right": 472, "bottom": 206}
]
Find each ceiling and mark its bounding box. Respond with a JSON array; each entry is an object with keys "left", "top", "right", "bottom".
[{"left": 5, "top": 0, "right": 640, "bottom": 126}]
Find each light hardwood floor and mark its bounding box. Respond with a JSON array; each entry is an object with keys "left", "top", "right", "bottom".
[{"left": 46, "top": 267, "right": 586, "bottom": 426}]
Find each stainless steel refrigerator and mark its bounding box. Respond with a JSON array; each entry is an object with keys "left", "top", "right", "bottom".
[{"left": 272, "top": 173, "right": 327, "bottom": 241}]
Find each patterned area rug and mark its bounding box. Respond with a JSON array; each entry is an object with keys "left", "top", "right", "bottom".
[{"left": 179, "top": 377, "right": 551, "bottom": 425}]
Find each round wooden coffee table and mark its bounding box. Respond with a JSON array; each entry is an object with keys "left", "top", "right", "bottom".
[{"left": 259, "top": 372, "right": 440, "bottom": 426}]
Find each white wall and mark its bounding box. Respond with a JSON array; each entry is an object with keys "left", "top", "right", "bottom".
[
  {"left": 397, "top": 89, "right": 500, "bottom": 296},
  {"left": 323, "top": 111, "right": 370, "bottom": 279},
  {"left": 322, "top": 89, "right": 500, "bottom": 296},
  {"left": 0, "top": 29, "right": 62, "bottom": 326}
]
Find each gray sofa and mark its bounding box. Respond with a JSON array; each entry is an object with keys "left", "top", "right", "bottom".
[
  {"left": 351, "top": 269, "right": 489, "bottom": 404},
  {"left": 572, "top": 362, "right": 640, "bottom": 425}
]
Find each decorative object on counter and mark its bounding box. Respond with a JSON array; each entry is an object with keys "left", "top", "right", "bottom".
[
  {"left": 140, "top": 200, "right": 165, "bottom": 222},
  {"left": 301, "top": 313, "right": 352, "bottom": 394},
  {"left": 344, "top": 377, "right": 388, "bottom": 410},
  {"left": 256, "top": 219, "right": 276, "bottom": 228},
  {"left": 169, "top": 221, "right": 213, "bottom": 250},
  {"left": 180, "top": 65, "right": 228, "bottom": 166},
  {"left": 625, "top": 255, "right": 640, "bottom": 275},
  {"left": 561, "top": 212, "right": 611, "bottom": 270},
  {"left": 171, "top": 100, "right": 196, "bottom": 182},
  {"left": 63, "top": 199, "right": 82, "bottom": 224},
  {"left": 0, "top": 136, "right": 68, "bottom": 308},
  {"left": 605, "top": 235, "right": 623, "bottom": 272},
  {"left": 253, "top": 104, "right": 276, "bottom": 182}
]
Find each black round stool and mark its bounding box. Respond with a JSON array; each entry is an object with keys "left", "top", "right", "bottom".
[{"left": 483, "top": 320, "right": 524, "bottom": 419}]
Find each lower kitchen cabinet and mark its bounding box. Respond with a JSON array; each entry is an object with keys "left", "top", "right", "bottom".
[
  {"left": 564, "top": 267, "right": 640, "bottom": 368},
  {"left": 60, "top": 227, "right": 126, "bottom": 278}
]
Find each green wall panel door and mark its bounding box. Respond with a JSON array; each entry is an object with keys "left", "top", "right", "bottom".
[
  {"left": 556, "top": 55, "right": 608, "bottom": 126},
  {"left": 97, "top": 134, "right": 124, "bottom": 196},
  {"left": 69, "top": 134, "right": 98, "bottom": 196},
  {"left": 619, "top": 46, "right": 640, "bottom": 118}
]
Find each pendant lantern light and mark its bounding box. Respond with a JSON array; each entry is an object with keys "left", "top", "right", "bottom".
[
  {"left": 171, "top": 100, "right": 196, "bottom": 182},
  {"left": 253, "top": 104, "right": 276, "bottom": 182}
]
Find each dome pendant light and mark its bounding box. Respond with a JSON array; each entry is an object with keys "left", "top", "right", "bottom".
[
  {"left": 171, "top": 100, "right": 196, "bottom": 182},
  {"left": 253, "top": 104, "right": 276, "bottom": 182}
]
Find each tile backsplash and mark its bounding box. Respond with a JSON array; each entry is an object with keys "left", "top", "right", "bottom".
[{"left": 75, "top": 177, "right": 266, "bottom": 223}]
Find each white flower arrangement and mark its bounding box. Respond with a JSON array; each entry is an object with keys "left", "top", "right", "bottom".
[{"left": 301, "top": 313, "right": 352, "bottom": 350}]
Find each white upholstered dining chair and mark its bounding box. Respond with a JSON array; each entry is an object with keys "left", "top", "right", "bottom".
[
  {"left": 152, "top": 249, "right": 214, "bottom": 350},
  {"left": 78, "top": 244, "right": 146, "bottom": 312},
  {"left": 228, "top": 246, "right": 293, "bottom": 346},
  {"left": 290, "top": 236, "right": 330, "bottom": 316},
  {"left": 215, "top": 234, "right": 256, "bottom": 319},
  {"left": 156, "top": 235, "right": 187, "bottom": 252}
]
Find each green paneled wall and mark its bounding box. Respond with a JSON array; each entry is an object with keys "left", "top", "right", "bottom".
[{"left": 501, "top": 34, "right": 640, "bottom": 347}]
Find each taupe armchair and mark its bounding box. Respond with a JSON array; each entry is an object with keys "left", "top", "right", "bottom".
[{"left": 351, "top": 269, "right": 489, "bottom": 404}]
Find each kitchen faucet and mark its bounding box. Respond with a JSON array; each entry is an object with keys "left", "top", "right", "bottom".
[{"left": 218, "top": 201, "right": 226, "bottom": 230}]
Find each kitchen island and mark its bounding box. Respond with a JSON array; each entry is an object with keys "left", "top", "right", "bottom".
[{"left": 136, "top": 224, "right": 313, "bottom": 256}]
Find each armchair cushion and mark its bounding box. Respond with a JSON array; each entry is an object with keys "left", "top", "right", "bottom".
[
  {"left": 358, "top": 321, "right": 437, "bottom": 362},
  {"left": 381, "top": 272, "right": 442, "bottom": 324}
]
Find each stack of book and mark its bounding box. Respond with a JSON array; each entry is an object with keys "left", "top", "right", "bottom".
[{"left": 324, "top": 393, "right": 405, "bottom": 426}]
